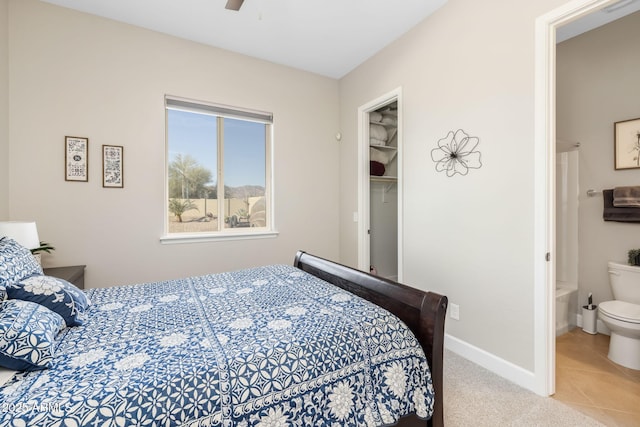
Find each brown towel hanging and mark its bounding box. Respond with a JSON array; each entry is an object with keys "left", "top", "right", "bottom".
[
  {"left": 613, "top": 186, "right": 640, "bottom": 207},
  {"left": 604, "top": 189, "right": 640, "bottom": 222}
]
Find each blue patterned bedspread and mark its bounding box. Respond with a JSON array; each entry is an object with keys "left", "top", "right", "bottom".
[{"left": 0, "top": 264, "right": 434, "bottom": 426}]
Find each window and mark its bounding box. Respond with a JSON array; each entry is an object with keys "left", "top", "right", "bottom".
[{"left": 164, "top": 96, "right": 274, "bottom": 241}]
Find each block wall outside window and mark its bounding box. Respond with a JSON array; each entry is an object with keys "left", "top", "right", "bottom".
[{"left": 164, "top": 96, "right": 273, "bottom": 241}]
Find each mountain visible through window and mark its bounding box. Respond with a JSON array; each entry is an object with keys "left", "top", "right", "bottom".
[{"left": 165, "top": 97, "right": 272, "bottom": 237}]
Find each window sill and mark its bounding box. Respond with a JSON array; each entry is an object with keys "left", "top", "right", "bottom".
[{"left": 160, "top": 230, "right": 279, "bottom": 244}]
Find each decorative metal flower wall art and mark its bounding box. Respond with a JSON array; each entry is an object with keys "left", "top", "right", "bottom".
[{"left": 431, "top": 129, "right": 482, "bottom": 177}]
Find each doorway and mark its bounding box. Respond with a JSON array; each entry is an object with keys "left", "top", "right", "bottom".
[
  {"left": 535, "top": 0, "right": 627, "bottom": 397},
  {"left": 357, "top": 88, "right": 403, "bottom": 282}
]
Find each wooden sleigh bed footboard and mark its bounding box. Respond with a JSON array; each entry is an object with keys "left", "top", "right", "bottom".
[{"left": 294, "top": 251, "right": 448, "bottom": 427}]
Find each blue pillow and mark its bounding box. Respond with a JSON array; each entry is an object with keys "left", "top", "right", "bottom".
[
  {"left": 7, "top": 275, "right": 90, "bottom": 327},
  {"left": 0, "top": 237, "right": 43, "bottom": 287},
  {"left": 0, "top": 299, "right": 65, "bottom": 371}
]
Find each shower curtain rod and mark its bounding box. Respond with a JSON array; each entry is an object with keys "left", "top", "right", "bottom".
[{"left": 556, "top": 139, "right": 580, "bottom": 151}]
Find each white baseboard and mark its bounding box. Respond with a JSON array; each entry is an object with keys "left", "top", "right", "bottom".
[{"left": 444, "top": 333, "right": 537, "bottom": 392}]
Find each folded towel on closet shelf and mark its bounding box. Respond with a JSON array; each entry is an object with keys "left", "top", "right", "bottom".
[
  {"left": 613, "top": 186, "right": 640, "bottom": 207},
  {"left": 370, "top": 147, "right": 397, "bottom": 166},
  {"left": 603, "top": 189, "right": 640, "bottom": 222},
  {"left": 370, "top": 137, "right": 387, "bottom": 146},
  {"left": 370, "top": 161, "right": 385, "bottom": 176},
  {"left": 370, "top": 124, "right": 388, "bottom": 142}
]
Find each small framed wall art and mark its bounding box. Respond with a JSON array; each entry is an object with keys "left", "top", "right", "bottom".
[
  {"left": 102, "top": 145, "right": 124, "bottom": 188},
  {"left": 65, "top": 136, "right": 89, "bottom": 182},
  {"left": 614, "top": 117, "right": 640, "bottom": 170}
]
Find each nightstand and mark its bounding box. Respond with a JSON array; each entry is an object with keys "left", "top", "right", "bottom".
[{"left": 43, "top": 265, "right": 86, "bottom": 290}]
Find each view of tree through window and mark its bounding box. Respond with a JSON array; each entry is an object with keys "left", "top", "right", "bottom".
[{"left": 166, "top": 98, "right": 271, "bottom": 235}]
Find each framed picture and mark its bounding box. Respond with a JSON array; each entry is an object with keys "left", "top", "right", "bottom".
[
  {"left": 65, "top": 136, "right": 89, "bottom": 182},
  {"left": 102, "top": 145, "right": 124, "bottom": 188},
  {"left": 614, "top": 117, "right": 640, "bottom": 170}
]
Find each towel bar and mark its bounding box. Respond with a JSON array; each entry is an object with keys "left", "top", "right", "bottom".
[{"left": 586, "top": 189, "right": 601, "bottom": 197}]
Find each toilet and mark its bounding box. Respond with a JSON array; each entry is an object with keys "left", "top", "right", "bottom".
[{"left": 598, "top": 261, "right": 640, "bottom": 370}]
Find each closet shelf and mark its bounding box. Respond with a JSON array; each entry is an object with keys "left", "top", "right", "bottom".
[
  {"left": 370, "top": 120, "right": 397, "bottom": 128},
  {"left": 370, "top": 176, "right": 397, "bottom": 183}
]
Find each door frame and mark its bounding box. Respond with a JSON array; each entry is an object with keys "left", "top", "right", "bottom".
[
  {"left": 534, "top": 0, "right": 615, "bottom": 396},
  {"left": 357, "top": 87, "right": 403, "bottom": 282}
]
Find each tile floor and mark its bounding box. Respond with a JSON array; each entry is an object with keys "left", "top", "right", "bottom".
[{"left": 554, "top": 328, "right": 640, "bottom": 426}]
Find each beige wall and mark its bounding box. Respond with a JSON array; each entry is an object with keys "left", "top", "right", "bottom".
[
  {"left": 0, "top": 0, "right": 8, "bottom": 219},
  {"left": 7, "top": 0, "right": 340, "bottom": 287},
  {"left": 557, "top": 12, "right": 640, "bottom": 312},
  {"left": 339, "top": 0, "right": 569, "bottom": 371}
]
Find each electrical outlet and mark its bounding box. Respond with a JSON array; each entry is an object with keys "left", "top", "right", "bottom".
[{"left": 450, "top": 303, "right": 460, "bottom": 320}]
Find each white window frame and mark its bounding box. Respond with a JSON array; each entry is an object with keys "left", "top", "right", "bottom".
[{"left": 161, "top": 95, "right": 277, "bottom": 244}]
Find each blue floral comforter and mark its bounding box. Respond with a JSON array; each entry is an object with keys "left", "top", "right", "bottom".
[{"left": 0, "top": 264, "right": 434, "bottom": 426}]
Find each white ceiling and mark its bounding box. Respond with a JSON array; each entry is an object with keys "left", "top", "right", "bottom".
[
  {"left": 38, "top": 0, "right": 640, "bottom": 78},
  {"left": 39, "top": 0, "right": 448, "bottom": 79}
]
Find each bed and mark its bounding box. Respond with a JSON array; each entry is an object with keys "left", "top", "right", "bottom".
[{"left": 0, "top": 243, "right": 447, "bottom": 427}]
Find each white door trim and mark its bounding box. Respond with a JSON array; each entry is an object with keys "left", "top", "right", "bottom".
[
  {"left": 357, "top": 88, "right": 403, "bottom": 282},
  {"left": 534, "top": 0, "right": 616, "bottom": 396}
]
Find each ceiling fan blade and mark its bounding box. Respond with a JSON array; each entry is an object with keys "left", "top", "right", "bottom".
[{"left": 225, "top": 0, "right": 244, "bottom": 11}]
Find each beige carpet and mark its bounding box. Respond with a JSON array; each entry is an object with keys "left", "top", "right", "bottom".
[{"left": 443, "top": 350, "right": 605, "bottom": 426}]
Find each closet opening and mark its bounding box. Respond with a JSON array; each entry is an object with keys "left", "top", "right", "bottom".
[{"left": 357, "top": 89, "right": 402, "bottom": 282}]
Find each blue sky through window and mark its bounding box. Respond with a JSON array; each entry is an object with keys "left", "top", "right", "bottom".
[{"left": 168, "top": 109, "right": 266, "bottom": 188}]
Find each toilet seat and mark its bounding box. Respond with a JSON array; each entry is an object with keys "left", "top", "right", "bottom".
[{"left": 599, "top": 301, "right": 640, "bottom": 324}]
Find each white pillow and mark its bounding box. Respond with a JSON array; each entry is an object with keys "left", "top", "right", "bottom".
[
  {"left": 381, "top": 114, "right": 397, "bottom": 126},
  {"left": 370, "top": 124, "right": 388, "bottom": 141},
  {"left": 369, "top": 111, "right": 383, "bottom": 123}
]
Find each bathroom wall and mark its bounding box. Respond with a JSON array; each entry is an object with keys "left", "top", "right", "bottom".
[{"left": 557, "top": 10, "right": 640, "bottom": 310}]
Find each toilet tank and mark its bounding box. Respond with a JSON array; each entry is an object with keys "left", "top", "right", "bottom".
[{"left": 608, "top": 261, "right": 640, "bottom": 304}]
